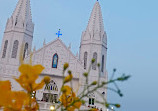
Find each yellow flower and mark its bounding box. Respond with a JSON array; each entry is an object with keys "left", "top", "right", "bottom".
[
  {"left": 64, "top": 74, "right": 73, "bottom": 83},
  {"left": 59, "top": 94, "right": 67, "bottom": 107},
  {"left": 72, "top": 97, "right": 82, "bottom": 109},
  {"left": 0, "top": 81, "right": 12, "bottom": 107},
  {"left": 0, "top": 80, "right": 11, "bottom": 91},
  {"left": 43, "top": 76, "right": 50, "bottom": 84},
  {"left": 0, "top": 64, "right": 48, "bottom": 111},
  {"left": 32, "top": 76, "right": 50, "bottom": 91},
  {"left": 59, "top": 85, "right": 82, "bottom": 111},
  {"left": 24, "top": 97, "right": 39, "bottom": 111},
  {"left": 11, "top": 91, "right": 29, "bottom": 110},
  {"left": 32, "top": 82, "right": 45, "bottom": 91},
  {"left": 18, "top": 64, "right": 44, "bottom": 77},
  {"left": 15, "top": 64, "right": 45, "bottom": 92},
  {"left": 67, "top": 106, "right": 75, "bottom": 111},
  {"left": 60, "top": 85, "right": 72, "bottom": 107},
  {"left": 61, "top": 85, "right": 72, "bottom": 95},
  {"left": 61, "top": 94, "right": 82, "bottom": 111},
  {"left": 0, "top": 81, "right": 30, "bottom": 111}
]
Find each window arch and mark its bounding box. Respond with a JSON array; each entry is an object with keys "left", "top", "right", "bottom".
[
  {"left": 52, "top": 53, "right": 58, "bottom": 68},
  {"left": 101, "top": 55, "right": 104, "bottom": 72},
  {"left": 23, "top": 43, "right": 28, "bottom": 59},
  {"left": 2, "top": 40, "right": 8, "bottom": 58},
  {"left": 88, "top": 93, "right": 95, "bottom": 105},
  {"left": 42, "top": 80, "right": 58, "bottom": 103},
  {"left": 44, "top": 80, "right": 58, "bottom": 91},
  {"left": 92, "top": 52, "right": 97, "bottom": 70},
  {"left": 84, "top": 52, "right": 88, "bottom": 69},
  {"left": 11, "top": 40, "right": 19, "bottom": 58}
]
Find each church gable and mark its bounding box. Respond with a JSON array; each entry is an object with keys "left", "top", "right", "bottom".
[{"left": 25, "top": 38, "right": 84, "bottom": 78}]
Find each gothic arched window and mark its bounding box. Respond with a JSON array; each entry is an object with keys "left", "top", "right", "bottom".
[
  {"left": 11, "top": 40, "right": 19, "bottom": 58},
  {"left": 44, "top": 80, "right": 58, "bottom": 91},
  {"left": 42, "top": 80, "right": 58, "bottom": 103},
  {"left": 92, "top": 52, "right": 97, "bottom": 70},
  {"left": 2, "top": 40, "right": 8, "bottom": 58},
  {"left": 23, "top": 43, "right": 28, "bottom": 59},
  {"left": 84, "top": 52, "right": 88, "bottom": 69},
  {"left": 52, "top": 53, "right": 58, "bottom": 68},
  {"left": 101, "top": 55, "right": 104, "bottom": 72},
  {"left": 88, "top": 93, "right": 95, "bottom": 105}
]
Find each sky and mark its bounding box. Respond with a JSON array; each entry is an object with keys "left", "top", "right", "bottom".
[{"left": 0, "top": 0, "right": 158, "bottom": 111}]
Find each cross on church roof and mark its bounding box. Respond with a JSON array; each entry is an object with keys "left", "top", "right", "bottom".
[{"left": 56, "top": 29, "right": 62, "bottom": 38}]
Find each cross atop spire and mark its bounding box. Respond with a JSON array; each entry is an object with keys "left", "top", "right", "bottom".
[
  {"left": 12, "top": 0, "right": 32, "bottom": 23},
  {"left": 56, "top": 29, "right": 62, "bottom": 38}
]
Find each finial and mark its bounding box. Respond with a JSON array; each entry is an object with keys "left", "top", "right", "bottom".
[
  {"left": 68, "top": 43, "right": 71, "bottom": 50},
  {"left": 43, "top": 39, "right": 46, "bottom": 46}
]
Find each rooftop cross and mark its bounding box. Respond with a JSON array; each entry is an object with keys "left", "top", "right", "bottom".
[{"left": 56, "top": 29, "right": 62, "bottom": 38}]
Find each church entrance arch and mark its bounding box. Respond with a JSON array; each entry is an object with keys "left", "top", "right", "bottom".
[{"left": 41, "top": 80, "right": 58, "bottom": 103}]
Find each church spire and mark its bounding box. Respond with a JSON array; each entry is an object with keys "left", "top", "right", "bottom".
[
  {"left": 0, "top": 0, "right": 34, "bottom": 75},
  {"left": 5, "top": 0, "right": 34, "bottom": 33},
  {"left": 12, "top": 0, "right": 32, "bottom": 22},
  {"left": 86, "top": 1, "right": 104, "bottom": 34}
]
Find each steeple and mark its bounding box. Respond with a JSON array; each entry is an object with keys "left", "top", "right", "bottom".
[
  {"left": 0, "top": 0, "right": 34, "bottom": 71},
  {"left": 86, "top": 1, "right": 104, "bottom": 35},
  {"left": 12, "top": 0, "right": 32, "bottom": 23},
  {"left": 80, "top": 0, "right": 107, "bottom": 71},
  {"left": 81, "top": 1, "right": 106, "bottom": 42},
  {"left": 5, "top": 0, "right": 34, "bottom": 33},
  {"left": 79, "top": 2, "right": 107, "bottom": 110}
]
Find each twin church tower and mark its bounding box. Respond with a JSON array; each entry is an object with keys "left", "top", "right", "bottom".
[
  {"left": 0, "top": 0, "right": 34, "bottom": 77},
  {"left": 0, "top": 0, "right": 107, "bottom": 110}
]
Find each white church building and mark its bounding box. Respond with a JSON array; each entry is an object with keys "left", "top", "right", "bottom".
[{"left": 0, "top": 0, "right": 108, "bottom": 110}]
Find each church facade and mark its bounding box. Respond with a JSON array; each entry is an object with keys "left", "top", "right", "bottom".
[{"left": 0, "top": 0, "right": 107, "bottom": 111}]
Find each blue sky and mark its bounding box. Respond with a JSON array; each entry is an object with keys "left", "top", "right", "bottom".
[{"left": 0, "top": 0, "right": 158, "bottom": 111}]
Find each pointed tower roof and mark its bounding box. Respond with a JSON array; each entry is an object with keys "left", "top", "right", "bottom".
[
  {"left": 12, "top": 0, "right": 32, "bottom": 22},
  {"left": 86, "top": 1, "right": 104, "bottom": 33}
]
